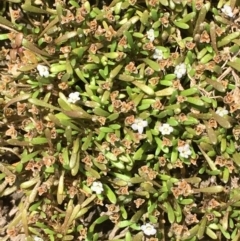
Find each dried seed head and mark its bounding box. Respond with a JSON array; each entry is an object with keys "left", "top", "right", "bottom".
[
  {"left": 215, "top": 156, "right": 226, "bottom": 166},
  {"left": 143, "top": 42, "right": 155, "bottom": 51},
  {"left": 43, "top": 156, "right": 56, "bottom": 167},
  {"left": 148, "top": 169, "right": 157, "bottom": 180},
  {"left": 121, "top": 139, "right": 132, "bottom": 149},
  {"left": 231, "top": 176, "right": 239, "bottom": 188},
  {"left": 173, "top": 79, "right": 184, "bottom": 90},
  {"left": 152, "top": 99, "right": 164, "bottom": 110},
  {"left": 185, "top": 41, "right": 196, "bottom": 50},
  {"left": 5, "top": 175, "right": 16, "bottom": 186},
  {"left": 109, "top": 212, "right": 120, "bottom": 223},
  {"left": 125, "top": 62, "right": 138, "bottom": 74},
  {"left": 0, "top": 82, "right": 6, "bottom": 92},
  {"left": 134, "top": 198, "right": 145, "bottom": 208},
  {"left": 129, "top": 0, "right": 137, "bottom": 5},
  {"left": 60, "top": 46, "right": 71, "bottom": 54},
  {"left": 195, "top": 124, "right": 206, "bottom": 135},
  {"left": 172, "top": 159, "right": 183, "bottom": 169},
  {"left": 223, "top": 91, "right": 234, "bottom": 104},
  {"left": 106, "top": 12, "right": 115, "bottom": 22},
  {"left": 86, "top": 177, "right": 96, "bottom": 187},
  {"left": 160, "top": 14, "right": 169, "bottom": 28},
  {"left": 148, "top": 77, "right": 159, "bottom": 86},
  {"left": 208, "top": 118, "right": 217, "bottom": 128},
  {"left": 17, "top": 102, "right": 27, "bottom": 116},
  {"left": 7, "top": 227, "right": 19, "bottom": 237},
  {"left": 116, "top": 186, "right": 129, "bottom": 195},
  {"left": 108, "top": 133, "right": 119, "bottom": 144},
  {"left": 116, "top": 51, "right": 126, "bottom": 61},
  {"left": 112, "top": 147, "right": 123, "bottom": 157},
  {"left": 82, "top": 155, "right": 93, "bottom": 166},
  {"left": 45, "top": 45, "right": 56, "bottom": 55},
  {"left": 38, "top": 184, "right": 48, "bottom": 196},
  {"left": 148, "top": 0, "right": 158, "bottom": 7},
  {"left": 196, "top": 0, "right": 205, "bottom": 9},
  {"left": 185, "top": 213, "right": 199, "bottom": 225},
  {"left": 226, "top": 160, "right": 234, "bottom": 173},
  {"left": 105, "top": 26, "right": 116, "bottom": 41},
  {"left": 43, "top": 34, "right": 53, "bottom": 43},
  {"left": 11, "top": 8, "right": 23, "bottom": 20},
  {"left": 58, "top": 82, "right": 68, "bottom": 90},
  {"left": 200, "top": 30, "right": 210, "bottom": 43},
  {"left": 110, "top": 90, "right": 119, "bottom": 101},
  {"left": 95, "top": 25, "right": 106, "bottom": 36},
  {"left": 88, "top": 19, "right": 98, "bottom": 32},
  {"left": 215, "top": 25, "right": 224, "bottom": 36},
  {"left": 178, "top": 113, "right": 187, "bottom": 122},
  {"left": 94, "top": 198, "right": 104, "bottom": 206},
  {"left": 118, "top": 36, "right": 127, "bottom": 48},
  {"left": 76, "top": 14, "right": 85, "bottom": 23},
  {"left": 220, "top": 47, "right": 231, "bottom": 61},
  {"left": 233, "top": 127, "right": 240, "bottom": 140},
  {"left": 208, "top": 198, "right": 220, "bottom": 208},
  {"left": 125, "top": 115, "right": 135, "bottom": 126},
  {"left": 78, "top": 227, "right": 87, "bottom": 241},
  {"left": 112, "top": 99, "right": 122, "bottom": 111},
  {"left": 158, "top": 156, "right": 166, "bottom": 166},
  {"left": 206, "top": 213, "right": 215, "bottom": 221},
  {"left": 162, "top": 137, "right": 172, "bottom": 147},
  {"left": 145, "top": 67, "right": 154, "bottom": 76},
  {"left": 177, "top": 95, "right": 187, "bottom": 103},
  {"left": 5, "top": 125, "right": 17, "bottom": 139},
  {"left": 213, "top": 54, "right": 222, "bottom": 63},
  {"left": 28, "top": 105, "right": 39, "bottom": 115},
  {"left": 96, "top": 116, "right": 106, "bottom": 126}
]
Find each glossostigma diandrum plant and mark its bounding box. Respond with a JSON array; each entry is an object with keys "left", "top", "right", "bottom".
[{"left": 0, "top": 0, "right": 240, "bottom": 240}]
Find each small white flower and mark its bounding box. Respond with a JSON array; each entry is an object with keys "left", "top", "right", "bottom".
[
  {"left": 33, "top": 237, "right": 43, "bottom": 241},
  {"left": 174, "top": 63, "right": 187, "bottom": 79},
  {"left": 216, "top": 107, "right": 228, "bottom": 117},
  {"left": 131, "top": 118, "right": 148, "bottom": 134},
  {"left": 141, "top": 223, "right": 157, "bottom": 236},
  {"left": 177, "top": 144, "right": 192, "bottom": 159},
  {"left": 159, "top": 123, "right": 174, "bottom": 135},
  {"left": 221, "top": 5, "right": 234, "bottom": 18},
  {"left": 67, "top": 92, "right": 80, "bottom": 103},
  {"left": 153, "top": 49, "right": 163, "bottom": 60},
  {"left": 91, "top": 181, "right": 104, "bottom": 194},
  {"left": 37, "top": 64, "right": 49, "bottom": 78},
  {"left": 146, "top": 29, "right": 155, "bottom": 42}
]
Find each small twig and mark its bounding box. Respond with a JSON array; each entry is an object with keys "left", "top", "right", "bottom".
[
  {"left": 108, "top": 224, "right": 120, "bottom": 240},
  {"left": 0, "top": 147, "right": 21, "bottom": 158},
  {"left": 108, "top": 227, "right": 128, "bottom": 240}
]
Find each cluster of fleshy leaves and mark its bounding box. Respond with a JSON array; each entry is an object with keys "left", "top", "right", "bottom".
[{"left": 1, "top": 0, "right": 240, "bottom": 240}]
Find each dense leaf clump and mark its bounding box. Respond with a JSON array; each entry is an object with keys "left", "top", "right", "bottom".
[{"left": 1, "top": 0, "right": 240, "bottom": 240}]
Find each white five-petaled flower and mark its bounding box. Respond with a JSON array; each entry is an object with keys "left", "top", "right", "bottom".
[
  {"left": 33, "top": 237, "right": 43, "bottom": 241},
  {"left": 221, "top": 5, "right": 234, "bottom": 18},
  {"left": 174, "top": 63, "right": 187, "bottom": 79},
  {"left": 91, "top": 181, "right": 104, "bottom": 194},
  {"left": 159, "top": 123, "right": 174, "bottom": 135},
  {"left": 67, "top": 92, "right": 80, "bottom": 104},
  {"left": 37, "top": 64, "right": 49, "bottom": 78},
  {"left": 146, "top": 29, "right": 155, "bottom": 42},
  {"left": 216, "top": 107, "right": 228, "bottom": 117},
  {"left": 177, "top": 143, "right": 192, "bottom": 159},
  {"left": 131, "top": 118, "right": 148, "bottom": 134},
  {"left": 153, "top": 48, "right": 163, "bottom": 61},
  {"left": 141, "top": 223, "right": 157, "bottom": 236}
]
